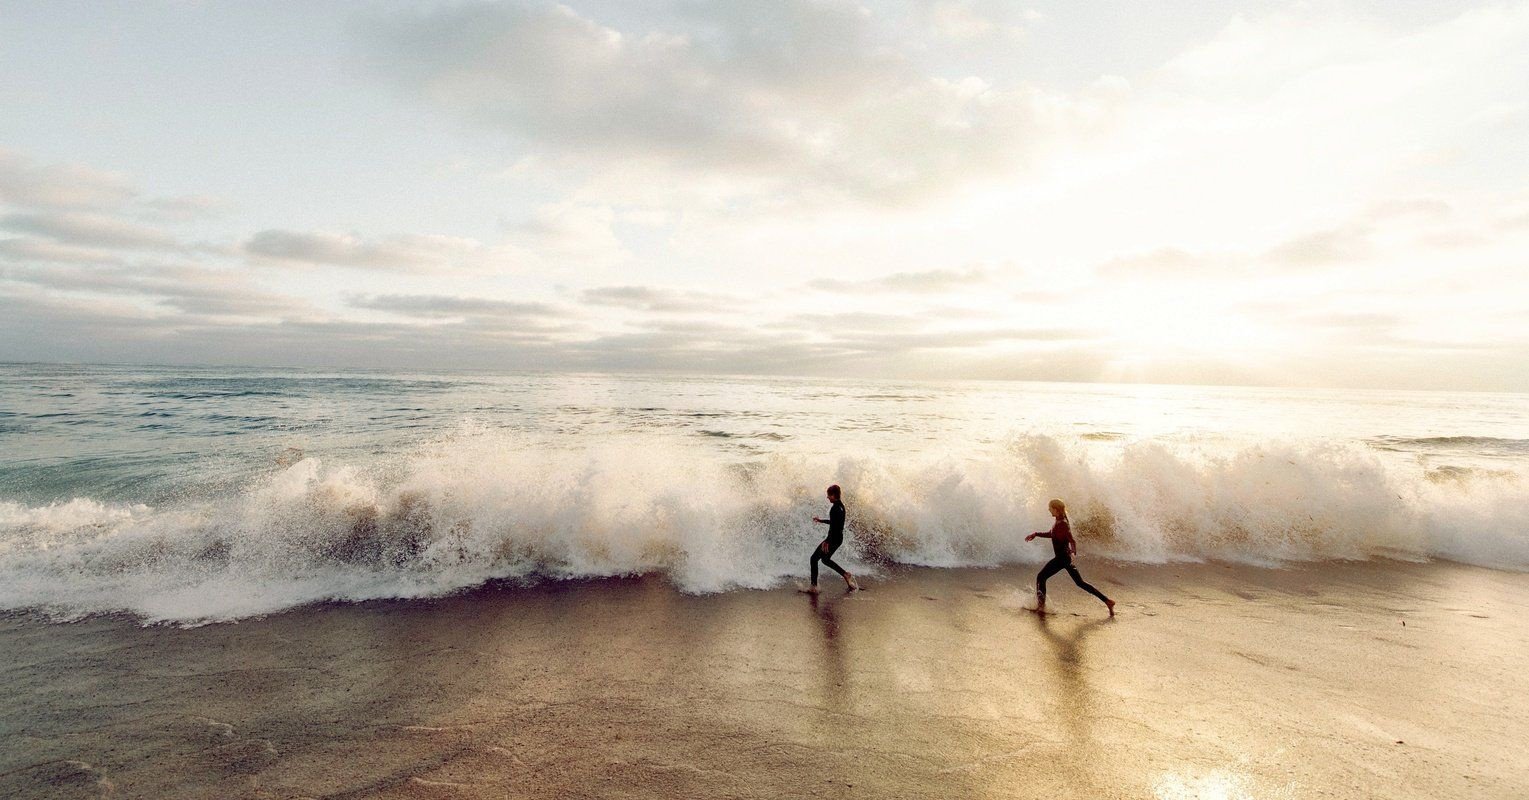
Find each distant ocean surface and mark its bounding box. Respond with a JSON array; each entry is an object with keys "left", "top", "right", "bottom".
[{"left": 1, "top": 362, "right": 1525, "bottom": 624}]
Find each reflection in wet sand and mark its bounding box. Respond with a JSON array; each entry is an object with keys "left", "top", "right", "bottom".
[
  {"left": 809, "top": 593, "right": 850, "bottom": 715},
  {"left": 1034, "top": 614, "right": 1112, "bottom": 787},
  {"left": 4, "top": 562, "right": 1526, "bottom": 798}
]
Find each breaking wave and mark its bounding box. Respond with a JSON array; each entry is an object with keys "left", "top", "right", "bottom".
[
  {"left": 1, "top": 430, "right": 1525, "bottom": 624},
  {"left": 1368, "top": 435, "right": 1529, "bottom": 456}
]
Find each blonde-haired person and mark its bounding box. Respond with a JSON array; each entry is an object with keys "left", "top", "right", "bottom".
[{"left": 1025, "top": 498, "right": 1114, "bottom": 616}]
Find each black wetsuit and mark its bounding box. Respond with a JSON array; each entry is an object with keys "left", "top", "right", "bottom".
[
  {"left": 811, "top": 500, "right": 849, "bottom": 585},
  {"left": 1037, "top": 517, "right": 1110, "bottom": 605}
]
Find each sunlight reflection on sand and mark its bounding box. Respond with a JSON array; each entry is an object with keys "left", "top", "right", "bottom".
[{"left": 1153, "top": 766, "right": 1298, "bottom": 800}]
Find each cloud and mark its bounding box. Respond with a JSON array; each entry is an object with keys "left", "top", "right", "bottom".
[
  {"left": 0, "top": 291, "right": 559, "bottom": 368},
  {"left": 1499, "top": 210, "right": 1529, "bottom": 232},
  {"left": 0, "top": 151, "right": 237, "bottom": 279},
  {"left": 0, "top": 237, "right": 122, "bottom": 265},
  {"left": 807, "top": 267, "right": 989, "bottom": 293},
  {"left": 1, "top": 212, "right": 182, "bottom": 251},
  {"left": 0, "top": 292, "right": 172, "bottom": 352},
  {"left": 631, "top": 318, "right": 743, "bottom": 335},
  {"left": 0, "top": 149, "right": 137, "bottom": 210},
  {"left": 773, "top": 309, "right": 1093, "bottom": 353},
  {"left": 928, "top": 1, "right": 997, "bottom": 39},
  {"left": 360, "top": 0, "right": 1112, "bottom": 201},
  {"left": 1296, "top": 310, "right": 1398, "bottom": 331},
  {"left": 151, "top": 272, "right": 311, "bottom": 318},
  {"left": 924, "top": 1, "right": 1032, "bottom": 41},
  {"left": 503, "top": 202, "right": 627, "bottom": 265},
  {"left": 349, "top": 293, "right": 566, "bottom": 319},
  {"left": 1095, "top": 208, "right": 1435, "bottom": 279},
  {"left": 560, "top": 313, "right": 1098, "bottom": 377},
  {"left": 140, "top": 194, "right": 230, "bottom": 221},
  {"left": 1365, "top": 198, "right": 1453, "bottom": 223},
  {"left": 780, "top": 311, "right": 919, "bottom": 332},
  {"left": 1095, "top": 248, "right": 1225, "bottom": 279},
  {"left": 244, "top": 229, "right": 503, "bottom": 272},
  {"left": 580, "top": 285, "right": 739, "bottom": 313},
  {"left": 828, "top": 327, "right": 1093, "bottom": 353},
  {"left": 1265, "top": 225, "right": 1371, "bottom": 269},
  {"left": 563, "top": 325, "right": 842, "bottom": 374},
  {"left": 4, "top": 8, "right": 1529, "bottom": 390},
  {"left": 0, "top": 260, "right": 309, "bottom": 319}
]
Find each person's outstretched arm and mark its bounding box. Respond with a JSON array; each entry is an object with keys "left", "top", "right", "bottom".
[{"left": 1026, "top": 519, "right": 1062, "bottom": 541}]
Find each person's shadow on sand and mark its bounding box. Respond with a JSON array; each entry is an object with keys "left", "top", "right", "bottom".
[
  {"left": 809, "top": 593, "right": 850, "bottom": 713},
  {"left": 1033, "top": 614, "right": 1112, "bottom": 763},
  {"left": 810, "top": 592, "right": 840, "bottom": 641}
]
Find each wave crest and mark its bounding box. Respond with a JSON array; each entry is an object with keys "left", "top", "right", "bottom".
[{"left": 1, "top": 430, "right": 1524, "bottom": 624}]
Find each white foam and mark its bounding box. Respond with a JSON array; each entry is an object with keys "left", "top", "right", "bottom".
[{"left": 0, "top": 430, "right": 1524, "bottom": 624}]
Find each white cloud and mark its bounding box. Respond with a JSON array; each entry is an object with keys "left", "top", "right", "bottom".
[
  {"left": 0, "top": 237, "right": 123, "bottom": 265},
  {"left": 807, "top": 266, "right": 990, "bottom": 293},
  {"left": 244, "top": 229, "right": 509, "bottom": 273},
  {"left": 580, "top": 284, "right": 739, "bottom": 313},
  {"left": 929, "top": 2, "right": 993, "bottom": 38},
  {"left": 1, "top": 259, "right": 310, "bottom": 319},
  {"left": 349, "top": 293, "right": 567, "bottom": 320},
  {"left": 1, "top": 211, "right": 182, "bottom": 251},
  {"left": 925, "top": 1, "right": 1029, "bottom": 41},
  {"left": 140, "top": 194, "right": 229, "bottom": 222},
  {"left": 3, "top": 4, "right": 1529, "bottom": 389},
  {"left": 0, "top": 149, "right": 137, "bottom": 210},
  {"left": 361, "top": 0, "right": 1114, "bottom": 203},
  {"left": 503, "top": 202, "right": 628, "bottom": 267}
]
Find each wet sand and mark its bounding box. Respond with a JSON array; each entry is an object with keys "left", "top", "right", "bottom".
[{"left": 2, "top": 560, "right": 1527, "bottom": 799}]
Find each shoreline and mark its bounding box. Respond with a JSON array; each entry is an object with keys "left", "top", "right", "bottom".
[{"left": 3, "top": 560, "right": 1527, "bottom": 798}]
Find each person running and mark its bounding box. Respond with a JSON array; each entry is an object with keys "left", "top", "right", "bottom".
[
  {"left": 805, "top": 484, "right": 858, "bottom": 593},
  {"left": 1025, "top": 498, "right": 1114, "bottom": 616}
]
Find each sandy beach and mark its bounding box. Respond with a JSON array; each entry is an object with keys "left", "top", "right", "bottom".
[
  {"left": 2, "top": 560, "right": 1526, "bottom": 799},
  {"left": 7, "top": 0, "right": 1529, "bottom": 796}
]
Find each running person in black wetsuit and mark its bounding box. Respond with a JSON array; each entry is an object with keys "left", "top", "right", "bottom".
[
  {"left": 1026, "top": 498, "right": 1114, "bottom": 616},
  {"left": 806, "top": 484, "right": 858, "bottom": 593}
]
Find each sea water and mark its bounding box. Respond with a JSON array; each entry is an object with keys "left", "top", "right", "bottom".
[{"left": 1, "top": 362, "right": 1525, "bottom": 624}]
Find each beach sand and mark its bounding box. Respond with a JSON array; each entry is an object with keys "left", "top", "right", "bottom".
[{"left": 3, "top": 560, "right": 1526, "bottom": 799}]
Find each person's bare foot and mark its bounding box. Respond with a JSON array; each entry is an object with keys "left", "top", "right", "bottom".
[
  {"left": 1105, "top": 599, "right": 1116, "bottom": 617},
  {"left": 845, "top": 574, "right": 859, "bottom": 591}
]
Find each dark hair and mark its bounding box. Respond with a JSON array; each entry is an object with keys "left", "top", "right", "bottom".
[{"left": 827, "top": 484, "right": 841, "bottom": 498}]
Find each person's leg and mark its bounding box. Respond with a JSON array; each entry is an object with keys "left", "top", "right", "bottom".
[
  {"left": 1065, "top": 565, "right": 1114, "bottom": 612},
  {"left": 1036, "top": 557, "right": 1065, "bottom": 608},
  {"left": 810, "top": 546, "right": 824, "bottom": 585},
  {"left": 819, "top": 540, "right": 857, "bottom": 589}
]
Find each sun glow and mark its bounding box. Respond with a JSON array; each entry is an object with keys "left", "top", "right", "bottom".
[{"left": 1090, "top": 290, "right": 1296, "bottom": 383}]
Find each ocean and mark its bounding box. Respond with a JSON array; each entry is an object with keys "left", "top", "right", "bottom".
[{"left": 1, "top": 362, "right": 1525, "bottom": 624}]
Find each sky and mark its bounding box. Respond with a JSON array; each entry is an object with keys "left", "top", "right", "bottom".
[{"left": 1, "top": 0, "right": 1527, "bottom": 390}]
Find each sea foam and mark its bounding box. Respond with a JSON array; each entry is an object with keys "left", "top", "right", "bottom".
[{"left": 0, "top": 430, "right": 1524, "bottom": 624}]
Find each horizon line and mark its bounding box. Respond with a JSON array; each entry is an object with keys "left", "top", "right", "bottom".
[{"left": 3, "top": 359, "right": 1523, "bottom": 396}]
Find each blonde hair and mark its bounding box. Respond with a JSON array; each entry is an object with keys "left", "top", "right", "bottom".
[{"left": 1048, "top": 498, "right": 1067, "bottom": 517}]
